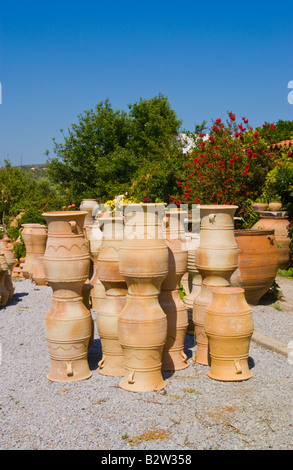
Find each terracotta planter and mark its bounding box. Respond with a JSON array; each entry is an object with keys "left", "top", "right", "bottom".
[
  {"left": 183, "top": 232, "right": 201, "bottom": 333},
  {"left": 251, "top": 203, "right": 268, "bottom": 212},
  {"left": 30, "top": 225, "right": 48, "bottom": 286},
  {"left": 118, "top": 203, "right": 168, "bottom": 392},
  {"left": 0, "top": 235, "right": 16, "bottom": 300},
  {"left": 231, "top": 229, "right": 279, "bottom": 305},
  {"left": 88, "top": 222, "right": 105, "bottom": 312},
  {"left": 0, "top": 254, "right": 9, "bottom": 306},
  {"left": 193, "top": 205, "right": 238, "bottom": 365},
  {"left": 42, "top": 211, "right": 92, "bottom": 382},
  {"left": 205, "top": 287, "right": 254, "bottom": 381},
  {"left": 21, "top": 223, "right": 42, "bottom": 279},
  {"left": 96, "top": 217, "right": 127, "bottom": 376},
  {"left": 159, "top": 210, "right": 189, "bottom": 370},
  {"left": 80, "top": 199, "right": 99, "bottom": 226},
  {"left": 268, "top": 202, "right": 282, "bottom": 212},
  {"left": 252, "top": 216, "right": 290, "bottom": 270}
]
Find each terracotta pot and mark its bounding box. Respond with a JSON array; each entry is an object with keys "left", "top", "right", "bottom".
[
  {"left": 42, "top": 211, "right": 92, "bottom": 382},
  {"left": 251, "top": 203, "right": 268, "bottom": 212},
  {"left": 0, "top": 234, "right": 16, "bottom": 300},
  {"left": 252, "top": 216, "right": 290, "bottom": 270},
  {"left": 205, "top": 287, "right": 254, "bottom": 381},
  {"left": 88, "top": 222, "right": 105, "bottom": 312},
  {"left": 183, "top": 232, "right": 201, "bottom": 333},
  {"left": 268, "top": 202, "right": 282, "bottom": 212},
  {"left": 118, "top": 203, "right": 168, "bottom": 392},
  {"left": 96, "top": 217, "right": 127, "bottom": 376},
  {"left": 79, "top": 199, "right": 99, "bottom": 226},
  {"left": 193, "top": 205, "right": 238, "bottom": 365},
  {"left": 159, "top": 210, "right": 189, "bottom": 371},
  {"left": 231, "top": 229, "right": 279, "bottom": 305},
  {"left": 21, "top": 224, "right": 42, "bottom": 279},
  {"left": 0, "top": 254, "right": 9, "bottom": 306},
  {"left": 30, "top": 225, "right": 48, "bottom": 286}
]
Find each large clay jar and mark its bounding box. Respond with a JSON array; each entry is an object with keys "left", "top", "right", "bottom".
[
  {"left": 118, "top": 203, "right": 168, "bottom": 392},
  {"left": 42, "top": 211, "right": 92, "bottom": 382},
  {"left": 183, "top": 232, "right": 201, "bottom": 333},
  {"left": 80, "top": 199, "right": 99, "bottom": 226},
  {"left": 0, "top": 234, "right": 16, "bottom": 300},
  {"left": 193, "top": 205, "right": 238, "bottom": 366},
  {"left": 21, "top": 223, "right": 42, "bottom": 279},
  {"left": 0, "top": 254, "right": 9, "bottom": 306},
  {"left": 159, "top": 210, "right": 189, "bottom": 371},
  {"left": 204, "top": 287, "right": 254, "bottom": 381},
  {"left": 231, "top": 229, "right": 279, "bottom": 305},
  {"left": 96, "top": 217, "right": 127, "bottom": 376},
  {"left": 88, "top": 222, "right": 105, "bottom": 312},
  {"left": 252, "top": 216, "right": 290, "bottom": 270},
  {"left": 31, "top": 225, "right": 48, "bottom": 286}
]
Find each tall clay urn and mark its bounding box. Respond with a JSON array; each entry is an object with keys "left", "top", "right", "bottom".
[
  {"left": 88, "top": 222, "right": 105, "bottom": 312},
  {"left": 21, "top": 223, "right": 42, "bottom": 279},
  {"left": 42, "top": 211, "right": 92, "bottom": 382},
  {"left": 0, "top": 234, "right": 16, "bottom": 300},
  {"left": 231, "top": 229, "right": 279, "bottom": 305},
  {"left": 80, "top": 199, "right": 99, "bottom": 226},
  {"left": 118, "top": 203, "right": 168, "bottom": 392},
  {"left": 159, "top": 210, "right": 189, "bottom": 370},
  {"left": 31, "top": 225, "right": 48, "bottom": 286},
  {"left": 193, "top": 205, "right": 238, "bottom": 366},
  {"left": 204, "top": 287, "right": 254, "bottom": 381},
  {"left": 0, "top": 254, "right": 9, "bottom": 306},
  {"left": 252, "top": 215, "right": 290, "bottom": 270},
  {"left": 96, "top": 217, "right": 127, "bottom": 376}
]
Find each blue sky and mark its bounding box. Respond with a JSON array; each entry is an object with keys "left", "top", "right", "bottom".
[{"left": 0, "top": 0, "right": 293, "bottom": 167}]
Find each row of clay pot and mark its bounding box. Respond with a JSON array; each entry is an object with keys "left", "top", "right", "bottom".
[
  {"left": 21, "top": 224, "right": 48, "bottom": 286},
  {"left": 0, "top": 234, "right": 16, "bottom": 306},
  {"left": 41, "top": 204, "right": 255, "bottom": 390}
]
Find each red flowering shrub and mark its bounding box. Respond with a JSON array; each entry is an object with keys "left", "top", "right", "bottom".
[{"left": 171, "top": 112, "right": 280, "bottom": 222}]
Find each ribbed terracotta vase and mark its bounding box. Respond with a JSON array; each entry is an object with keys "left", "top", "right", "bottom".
[
  {"left": 21, "top": 223, "right": 42, "bottom": 279},
  {"left": 80, "top": 199, "right": 99, "bottom": 226},
  {"left": 184, "top": 232, "right": 201, "bottom": 333},
  {"left": 96, "top": 217, "right": 127, "bottom": 376},
  {"left": 193, "top": 205, "right": 238, "bottom": 366},
  {"left": 159, "top": 210, "right": 189, "bottom": 370},
  {"left": 0, "top": 234, "right": 16, "bottom": 300},
  {"left": 0, "top": 254, "right": 9, "bottom": 306},
  {"left": 252, "top": 216, "right": 290, "bottom": 270},
  {"left": 118, "top": 203, "right": 168, "bottom": 392},
  {"left": 42, "top": 211, "right": 92, "bottom": 382},
  {"left": 88, "top": 222, "right": 105, "bottom": 312},
  {"left": 231, "top": 229, "right": 279, "bottom": 305},
  {"left": 31, "top": 225, "right": 48, "bottom": 286},
  {"left": 205, "top": 287, "right": 254, "bottom": 381}
]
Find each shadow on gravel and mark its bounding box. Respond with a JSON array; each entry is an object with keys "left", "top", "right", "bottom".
[
  {"left": 6, "top": 292, "right": 29, "bottom": 306},
  {"left": 88, "top": 338, "right": 102, "bottom": 371}
]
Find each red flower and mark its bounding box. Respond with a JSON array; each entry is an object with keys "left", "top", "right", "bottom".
[
  {"left": 229, "top": 112, "right": 236, "bottom": 121},
  {"left": 209, "top": 136, "right": 215, "bottom": 142},
  {"left": 270, "top": 123, "right": 275, "bottom": 129},
  {"left": 254, "top": 132, "right": 259, "bottom": 137}
]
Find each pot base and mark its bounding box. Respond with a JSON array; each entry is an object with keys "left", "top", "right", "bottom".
[
  {"left": 207, "top": 358, "right": 252, "bottom": 382},
  {"left": 119, "top": 368, "right": 166, "bottom": 392},
  {"left": 47, "top": 359, "right": 92, "bottom": 382}
]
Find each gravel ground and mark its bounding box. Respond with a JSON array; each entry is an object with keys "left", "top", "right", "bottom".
[{"left": 0, "top": 277, "right": 293, "bottom": 452}]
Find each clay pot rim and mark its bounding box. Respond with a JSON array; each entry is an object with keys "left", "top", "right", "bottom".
[
  {"left": 212, "top": 287, "right": 244, "bottom": 295},
  {"left": 21, "top": 223, "right": 43, "bottom": 227},
  {"left": 199, "top": 204, "right": 238, "bottom": 209},
  {"left": 234, "top": 229, "right": 275, "bottom": 236},
  {"left": 42, "top": 211, "right": 88, "bottom": 217}
]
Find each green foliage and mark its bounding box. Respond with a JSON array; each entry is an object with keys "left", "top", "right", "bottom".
[{"left": 256, "top": 119, "right": 293, "bottom": 144}]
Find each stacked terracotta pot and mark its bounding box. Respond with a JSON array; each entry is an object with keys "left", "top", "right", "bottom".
[{"left": 0, "top": 234, "right": 16, "bottom": 303}]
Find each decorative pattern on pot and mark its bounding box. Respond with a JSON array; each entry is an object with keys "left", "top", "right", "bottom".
[
  {"left": 159, "top": 210, "right": 189, "bottom": 370},
  {"left": 88, "top": 222, "right": 105, "bottom": 312},
  {"left": 252, "top": 215, "right": 290, "bottom": 270},
  {"left": 42, "top": 211, "right": 92, "bottom": 382},
  {"left": 118, "top": 203, "right": 168, "bottom": 392},
  {"left": 0, "top": 234, "right": 16, "bottom": 300},
  {"left": 96, "top": 217, "right": 127, "bottom": 376},
  {"left": 193, "top": 205, "right": 238, "bottom": 366},
  {"left": 231, "top": 229, "right": 279, "bottom": 305},
  {"left": 21, "top": 223, "right": 42, "bottom": 279},
  {"left": 204, "top": 287, "right": 254, "bottom": 381},
  {"left": 31, "top": 225, "right": 48, "bottom": 286}
]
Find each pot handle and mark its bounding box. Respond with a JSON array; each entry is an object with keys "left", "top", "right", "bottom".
[
  {"left": 209, "top": 213, "right": 216, "bottom": 224},
  {"left": 69, "top": 220, "right": 77, "bottom": 233},
  {"left": 267, "top": 236, "right": 274, "bottom": 246},
  {"left": 98, "top": 356, "right": 105, "bottom": 369},
  {"left": 128, "top": 370, "right": 135, "bottom": 384},
  {"left": 234, "top": 359, "right": 242, "bottom": 374},
  {"left": 66, "top": 361, "right": 73, "bottom": 377}
]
